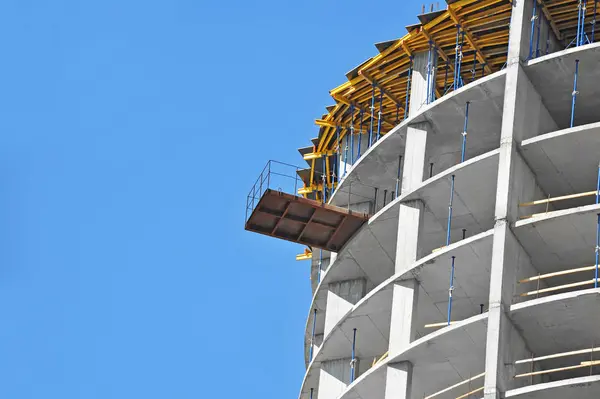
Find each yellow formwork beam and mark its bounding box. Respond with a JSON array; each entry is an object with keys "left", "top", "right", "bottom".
[{"left": 296, "top": 248, "right": 312, "bottom": 261}]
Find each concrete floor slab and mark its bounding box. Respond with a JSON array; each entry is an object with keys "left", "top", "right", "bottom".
[
  {"left": 336, "top": 314, "right": 487, "bottom": 399},
  {"left": 524, "top": 42, "right": 600, "bottom": 129},
  {"left": 330, "top": 70, "right": 505, "bottom": 209},
  {"left": 505, "top": 375, "right": 600, "bottom": 399},
  {"left": 521, "top": 122, "right": 600, "bottom": 210},
  {"left": 510, "top": 289, "right": 600, "bottom": 359},
  {"left": 513, "top": 204, "right": 600, "bottom": 274}
]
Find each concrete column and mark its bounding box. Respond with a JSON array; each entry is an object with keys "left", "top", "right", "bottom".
[
  {"left": 395, "top": 122, "right": 428, "bottom": 273},
  {"left": 324, "top": 279, "right": 366, "bottom": 337},
  {"left": 388, "top": 280, "right": 419, "bottom": 357},
  {"left": 384, "top": 362, "right": 413, "bottom": 399},
  {"left": 318, "top": 358, "right": 359, "bottom": 399},
  {"left": 409, "top": 48, "right": 438, "bottom": 117},
  {"left": 484, "top": 1, "right": 556, "bottom": 398}
]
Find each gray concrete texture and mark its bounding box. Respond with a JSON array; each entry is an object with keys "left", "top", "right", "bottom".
[{"left": 296, "top": 4, "right": 600, "bottom": 397}]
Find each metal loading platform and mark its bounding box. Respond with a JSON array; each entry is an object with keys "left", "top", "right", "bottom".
[
  {"left": 245, "top": 189, "right": 368, "bottom": 252},
  {"left": 245, "top": 161, "right": 369, "bottom": 252}
]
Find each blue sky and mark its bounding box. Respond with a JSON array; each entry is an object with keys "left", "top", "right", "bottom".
[{"left": 0, "top": 1, "right": 421, "bottom": 397}]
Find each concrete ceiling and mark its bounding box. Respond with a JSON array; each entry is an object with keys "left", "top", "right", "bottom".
[
  {"left": 524, "top": 43, "right": 600, "bottom": 129},
  {"left": 506, "top": 375, "right": 600, "bottom": 399},
  {"left": 330, "top": 70, "right": 506, "bottom": 210},
  {"left": 521, "top": 121, "right": 600, "bottom": 211}
]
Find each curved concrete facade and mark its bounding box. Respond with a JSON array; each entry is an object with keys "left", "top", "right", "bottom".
[{"left": 298, "top": 3, "right": 600, "bottom": 399}]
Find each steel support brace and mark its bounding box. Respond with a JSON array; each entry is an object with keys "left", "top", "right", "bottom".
[
  {"left": 310, "top": 308, "right": 317, "bottom": 361},
  {"left": 426, "top": 41, "right": 433, "bottom": 105},
  {"left": 594, "top": 164, "right": 600, "bottom": 288},
  {"left": 369, "top": 85, "right": 375, "bottom": 147},
  {"left": 447, "top": 256, "right": 456, "bottom": 325},
  {"left": 404, "top": 57, "right": 413, "bottom": 119},
  {"left": 461, "top": 102, "right": 470, "bottom": 162},
  {"left": 471, "top": 52, "right": 477, "bottom": 80},
  {"left": 357, "top": 110, "right": 363, "bottom": 159},
  {"left": 571, "top": 60, "right": 580, "bottom": 128},
  {"left": 350, "top": 328, "right": 357, "bottom": 382},
  {"left": 535, "top": 10, "right": 542, "bottom": 57},
  {"left": 580, "top": 0, "right": 588, "bottom": 46},
  {"left": 446, "top": 175, "right": 456, "bottom": 246},
  {"left": 350, "top": 105, "right": 355, "bottom": 165},
  {"left": 317, "top": 249, "right": 323, "bottom": 283},
  {"left": 529, "top": 0, "right": 537, "bottom": 59},
  {"left": 310, "top": 388, "right": 314, "bottom": 399},
  {"left": 444, "top": 61, "right": 449, "bottom": 92},
  {"left": 395, "top": 155, "right": 403, "bottom": 197},
  {"left": 322, "top": 155, "right": 327, "bottom": 203},
  {"left": 454, "top": 25, "right": 461, "bottom": 90},
  {"left": 593, "top": 1, "right": 597, "bottom": 42},
  {"left": 343, "top": 132, "right": 349, "bottom": 177},
  {"left": 376, "top": 89, "right": 383, "bottom": 141}
]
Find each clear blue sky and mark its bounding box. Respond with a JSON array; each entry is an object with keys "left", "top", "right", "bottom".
[{"left": 0, "top": 1, "right": 421, "bottom": 397}]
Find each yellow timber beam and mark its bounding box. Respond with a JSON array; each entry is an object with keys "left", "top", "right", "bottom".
[
  {"left": 359, "top": 70, "right": 406, "bottom": 114},
  {"left": 296, "top": 249, "right": 312, "bottom": 261},
  {"left": 447, "top": 5, "right": 493, "bottom": 75},
  {"left": 303, "top": 149, "right": 336, "bottom": 160},
  {"left": 537, "top": 0, "right": 563, "bottom": 40}
]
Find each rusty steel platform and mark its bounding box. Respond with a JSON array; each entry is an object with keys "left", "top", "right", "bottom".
[{"left": 245, "top": 189, "right": 369, "bottom": 252}]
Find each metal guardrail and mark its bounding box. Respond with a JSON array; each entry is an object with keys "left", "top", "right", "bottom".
[{"left": 245, "top": 160, "right": 304, "bottom": 222}]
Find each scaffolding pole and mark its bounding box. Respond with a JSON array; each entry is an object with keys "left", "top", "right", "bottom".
[
  {"left": 426, "top": 41, "right": 433, "bottom": 105},
  {"left": 317, "top": 249, "right": 323, "bottom": 283}
]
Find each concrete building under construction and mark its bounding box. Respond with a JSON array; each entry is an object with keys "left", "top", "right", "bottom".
[{"left": 245, "top": 0, "right": 600, "bottom": 398}]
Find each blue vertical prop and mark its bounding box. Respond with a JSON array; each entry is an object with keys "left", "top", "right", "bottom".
[
  {"left": 546, "top": 25, "right": 550, "bottom": 54},
  {"left": 369, "top": 85, "right": 375, "bottom": 147},
  {"left": 580, "top": 0, "right": 588, "bottom": 46},
  {"left": 317, "top": 249, "right": 323, "bottom": 283},
  {"left": 376, "top": 89, "right": 383, "bottom": 141},
  {"left": 310, "top": 388, "right": 314, "bottom": 399},
  {"left": 461, "top": 102, "right": 470, "bottom": 162},
  {"left": 594, "top": 165, "right": 600, "bottom": 288},
  {"left": 571, "top": 59, "right": 580, "bottom": 128},
  {"left": 593, "top": 0, "right": 598, "bottom": 42},
  {"left": 404, "top": 57, "right": 413, "bottom": 120},
  {"left": 310, "top": 308, "right": 317, "bottom": 361},
  {"left": 350, "top": 105, "right": 355, "bottom": 164},
  {"left": 343, "top": 132, "right": 349, "bottom": 177},
  {"left": 446, "top": 175, "right": 456, "bottom": 246},
  {"left": 322, "top": 155, "right": 327, "bottom": 203},
  {"left": 350, "top": 328, "right": 357, "bottom": 382},
  {"left": 447, "top": 256, "right": 456, "bottom": 325},
  {"left": 472, "top": 52, "right": 477, "bottom": 80},
  {"left": 395, "top": 155, "right": 403, "bottom": 198},
  {"left": 535, "top": 11, "right": 542, "bottom": 57},
  {"left": 396, "top": 105, "right": 400, "bottom": 125},
  {"left": 444, "top": 61, "right": 449, "bottom": 92},
  {"left": 529, "top": 0, "right": 537, "bottom": 59},
  {"left": 357, "top": 110, "right": 363, "bottom": 159},
  {"left": 426, "top": 41, "right": 433, "bottom": 105},
  {"left": 454, "top": 25, "right": 461, "bottom": 90}
]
